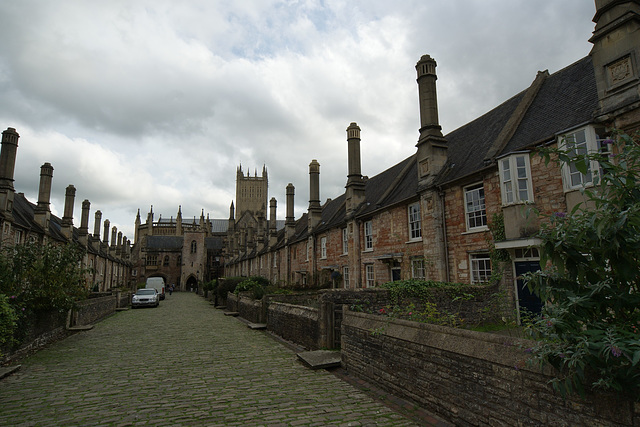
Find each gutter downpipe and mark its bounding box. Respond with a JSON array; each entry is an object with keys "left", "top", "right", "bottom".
[{"left": 437, "top": 187, "right": 450, "bottom": 283}]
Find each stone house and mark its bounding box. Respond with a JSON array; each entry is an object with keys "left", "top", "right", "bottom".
[
  {"left": 0, "top": 128, "right": 132, "bottom": 291},
  {"left": 223, "top": 0, "right": 640, "bottom": 318}
]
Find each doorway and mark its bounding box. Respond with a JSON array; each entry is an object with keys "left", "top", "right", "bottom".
[{"left": 515, "top": 261, "right": 543, "bottom": 318}]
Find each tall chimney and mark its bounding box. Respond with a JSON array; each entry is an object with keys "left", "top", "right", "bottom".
[
  {"left": 103, "top": 219, "right": 110, "bottom": 245},
  {"left": 345, "top": 123, "right": 366, "bottom": 216},
  {"left": 34, "top": 162, "right": 54, "bottom": 232},
  {"left": 0, "top": 128, "right": 19, "bottom": 220},
  {"left": 269, "top": 197, "right": 277, "bottom": 247},
  {"left": 61, "top": 185, "right": 76, "bottom": 239},
  {"left": 415, "top": 55, "right": 448, "bottom": 186},
  {"left": 111, "top": 226, "right": 117, "bottom": 249},
  {"left": 308, "top": 160, "right": 322, "bottom": 230},
  {"left": 79, "top": 199, "right": 90, "bottom": 245},
  {"left": 94, "top": 210, "right": 102, "bottom": 238},
  {"left": 285, "top": 183, "right": 295, "bottom": 240}
]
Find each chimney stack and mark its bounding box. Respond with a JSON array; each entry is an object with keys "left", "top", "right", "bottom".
[
  {"left": 103, "top": 219, "right": 110, "bottom": 245},
  {"left": 79, "top": 199, "right": 90, "bottom": 245},
  {"left": 61, "top": 185, "right": 76, "bottom": 239},
  {"left": 94, "top": 210, "right": 102, "bottom": 238},
  {"left": 269, "top": 197, "right": 277, "bottom": 247},
  {"left": 34, "top": 162, "right": 54, "bottom": 232},
  {"left": 285, "top": 183, "right": 296, "bottom": 240},
  {"left": 111, "top": 226, "right": 117, "bottom": 249},
  {"left": 415, "top": 55, "right": 448, "bottom": 187},
  {"left": 0, "top": 128, "right": 19, "bottom": 220},
  {"left": 345, "top": 123, "right": 366, "bottom": 216},
  {"left": 308, "top": 159, "right": 322, "bottom": 230}
]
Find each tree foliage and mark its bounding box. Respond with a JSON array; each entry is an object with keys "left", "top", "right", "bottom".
[{"left": 525, "top": 131, "right": 640, "bottom": 399}]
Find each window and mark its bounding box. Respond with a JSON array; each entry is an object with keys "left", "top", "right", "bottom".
[
  {"left": 365, "top": 264, "right": 375, "bottom": 287},
  {"left": 498, "top": 154, "right": 532, "bottom": 205},
  {"left": 343, "top": 267, "right": 349, "bottom": 288},
  {"left": 560, "top": 126, "right": 609, "bottom": 190},
  {"left": 364, "top": 221, "right": 373, "bottom": 250},
  {"left": 163, "top": 256, "right": 169, "bottom": 266},
  {"left": 320, "top": 237, "right": 327, "bottom": 259},
  {"left": 411, "top": 259, "right": 425, "bottom": 279},
  {"left": 177, "top": 255, "right": 181, "bottom": 266},
  {"left": 342, "top": 228, "right": 348, "bottom": 254},
  {"left": 191, "top": 240, "right": 197, "bottom": 254},
  {"left": 147, "top": 255, "right": 158, "bottom": 266},
  {"left": 464, "top": 183, "right": 487, "bottom": 230},
  {"left": 470, "top": 254, "right": 491, "bottom": 284},
  {"left": 408, "top": 203, "right": 422, "bottom": 240},
  {"left": 14, "top": 229, "right": 22, "bottom": 245}
]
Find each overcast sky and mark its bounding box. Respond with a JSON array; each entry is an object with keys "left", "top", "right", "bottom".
[{"left": 0, "top": 1, "right": 596, "bottom": 240}]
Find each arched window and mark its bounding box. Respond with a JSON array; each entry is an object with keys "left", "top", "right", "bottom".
[
  {"left": 163, "top": 255, "right": 169, "bottom": 266},
  {"left": 191, "top": 240, "right": 197, "bottom": 254}
]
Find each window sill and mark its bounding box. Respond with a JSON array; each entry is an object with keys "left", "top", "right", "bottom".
[
  {"left": 362, "top": 249, "right": 374, "bottom": 253},
  {"left": 405, "top": 238, "right": 422, "bottom": 244},
  {"left": 462, "top": 227, "right": 489, "bottom": 235}
]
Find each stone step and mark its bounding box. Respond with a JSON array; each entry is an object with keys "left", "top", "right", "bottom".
[
  {"left": 297, "top": 350, "right": 341, "bottom": 370},
  {"left": 248, "top": 323, "right": 267, "bottom": 330}
]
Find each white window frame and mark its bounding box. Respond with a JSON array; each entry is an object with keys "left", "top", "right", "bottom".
[
  {"left": 408, "top": 202, "right": 422, "bottom": 240},
  {"left": 498, "top": 153, "right": 533, "bottom": 205},
  {"left": 365, "top": 264, "right": 375, "bottom": 287},
  {"left": 470, "top": 253, "right": 492, "bottom": 284},
  {"left": 320, "top": 236, "right": 327, "bottom": 259},
  {"left": 364, "top": 220, "right": 373, "bottom": 251},
  {"left": 411, "top": 258, "right": 425, "bottom": 280},
  {"left": 343, "top": 266, "right": 349, "bottom": 288},
  {"left": 464, "top": 183, "right": 488, "bottom": 230},
  {"left": 342, "top": 228, "right": 348, "bottom": 254},
  {"left": 559, "top": 126, "right": 609, "bottom": 191}
]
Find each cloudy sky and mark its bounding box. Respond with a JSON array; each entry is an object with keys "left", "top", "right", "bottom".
[{"left": 0, "top": 1, "right": 596, "bottom": 240}]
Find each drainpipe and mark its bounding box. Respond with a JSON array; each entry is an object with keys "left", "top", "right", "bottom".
[{"left": 438, "top": 188, "right": 450, "bottom": 283}]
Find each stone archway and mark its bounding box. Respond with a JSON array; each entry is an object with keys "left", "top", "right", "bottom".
[{"left": 185, "top": 275, "right": 198, "bottom": 293}]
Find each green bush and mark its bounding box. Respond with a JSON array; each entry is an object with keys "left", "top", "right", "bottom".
[
  {"left": 525, "top": 131, "right": 640, "bottom": 399},
  {"left": 233, "top": 276, "right": 271, "bottom": 300}
]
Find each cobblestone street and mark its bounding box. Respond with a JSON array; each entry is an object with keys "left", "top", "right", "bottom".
[{"left": 0, "top": 292, "right": 446, "bottom": 426}]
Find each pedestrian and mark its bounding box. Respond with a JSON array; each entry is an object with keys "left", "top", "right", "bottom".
[{"left": 169, "top": 284, "right": 174, "bottom": 295}]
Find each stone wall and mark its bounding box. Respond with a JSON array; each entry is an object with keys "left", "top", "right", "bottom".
[
  {"left": 267, "top": 302, "right": 319, "bottom": 350},
  {"left": 342, "top": 309, "right": 640, "bottom": 427},
  {"left": 71, "top": 295, "right": 117, "bottom": 327}
]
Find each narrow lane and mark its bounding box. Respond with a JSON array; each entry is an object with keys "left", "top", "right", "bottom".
[{"left": 0, "top": 292, "right": 421, "bottom": 426}]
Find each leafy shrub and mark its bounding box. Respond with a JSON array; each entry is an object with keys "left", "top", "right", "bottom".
[
  {"left": 234, "top": 276, "right": 271, "bottom": 299},
  {"left": 525, "top": 131, "right": 640, "bottom": 399}
]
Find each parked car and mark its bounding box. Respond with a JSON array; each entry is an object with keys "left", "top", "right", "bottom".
[
  {"left": 131, "top": 288, "right": 159, "bottom": 308},
  {"left": 145, "top": 277, "right": 166, "bottom": 300}
]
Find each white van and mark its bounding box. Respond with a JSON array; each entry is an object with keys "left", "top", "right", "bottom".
[{"left": 145, "top": 277, "right": 166, "bottom": 300}]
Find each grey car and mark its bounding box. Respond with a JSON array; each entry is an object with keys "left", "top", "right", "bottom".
[{"left": 131, "top": 288, "right": 159, "bottom": 308}]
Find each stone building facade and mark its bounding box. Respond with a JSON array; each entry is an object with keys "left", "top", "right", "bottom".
[
  {"left": 223, "top": 0, "right": 640, "bottom": 318},
  {"left": 0, "top": 128, "right": 132, "bottom": 291},
  {"left": 130, "top": 206, "right": 225, "bottom": 291}
]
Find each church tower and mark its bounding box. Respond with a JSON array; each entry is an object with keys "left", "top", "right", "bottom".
[{"left": 235, "top": 164, "right": 268, "bottom": 219}]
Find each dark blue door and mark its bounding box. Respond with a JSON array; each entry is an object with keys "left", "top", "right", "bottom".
[{"left": 515, "top": 261, "right": 543, "bottom": 315}]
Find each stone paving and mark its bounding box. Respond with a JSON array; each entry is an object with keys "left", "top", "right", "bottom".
[{"left": 0, "top": 292, "right": 449, "bottom": 426}]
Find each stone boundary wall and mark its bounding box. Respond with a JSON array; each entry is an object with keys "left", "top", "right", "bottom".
[
  {"left": 70, "top": 295, "right": 117, "bottom": 327},
  {"left": 234, "top": 294, "right": 263, "bottom": 323},
  {"left": 267, "top": 302, "right": 319, "bottom": 350},
  {"left": 341, "top": 310, "right": 640, "bottom": 427}
]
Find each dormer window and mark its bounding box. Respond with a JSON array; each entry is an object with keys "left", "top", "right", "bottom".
[{"left": 498, "top": 153, "right": 533, "bottom": 205}]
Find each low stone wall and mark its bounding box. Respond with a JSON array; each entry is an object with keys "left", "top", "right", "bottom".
[
  {"left": 341, "top": 310, "right": 640, "bottom": 427},
  {"left": 235, "top": 294, "right": 264, "bottom": 323},
  {"left": 267, "top": 302, "right": 319, "bottom": 350},
  {"left": 70, "top": 295, "right": 117, "bottom": 327}
]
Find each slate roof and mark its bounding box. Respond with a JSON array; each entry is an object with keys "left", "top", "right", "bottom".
[{"left": 146, "top": 235, "right": 183, "bottom": 250}]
